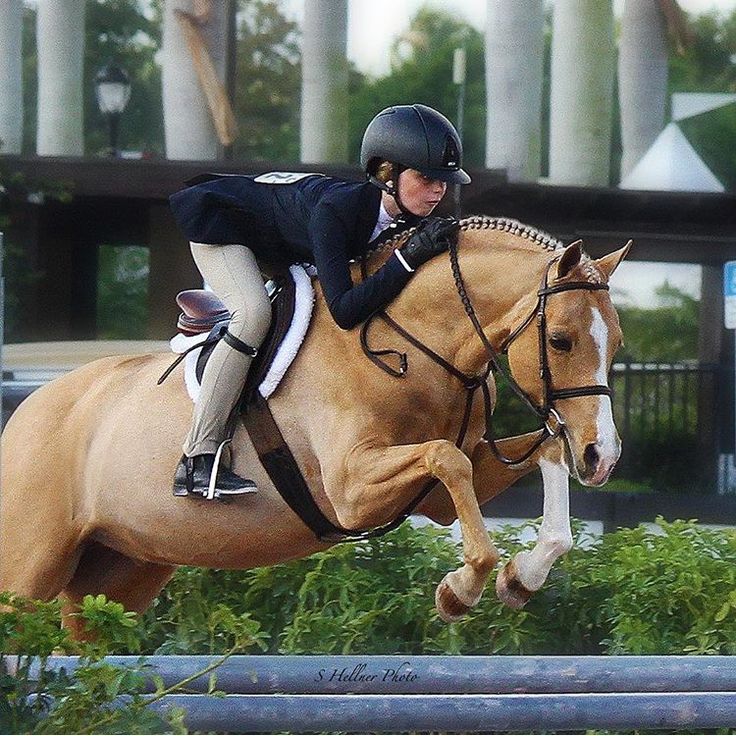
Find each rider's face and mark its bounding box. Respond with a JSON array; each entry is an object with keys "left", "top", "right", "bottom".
[{"left": 396, "top": 169, "right": 447, "bottom": 217}]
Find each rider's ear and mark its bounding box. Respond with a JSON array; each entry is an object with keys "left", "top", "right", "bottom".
[
  {"left": 556, "top": 240, "right": 583, "bottom": 280},
  {"left": 595, "top": 240, "right": 632, "bottom": 282}
]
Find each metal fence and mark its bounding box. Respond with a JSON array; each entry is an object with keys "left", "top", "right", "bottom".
[
  {"left": 29, "top": 654, "right": 736, "bottom": 733},
  {"left": 610, "top": 361, "right": 730, "bottom": 490}
]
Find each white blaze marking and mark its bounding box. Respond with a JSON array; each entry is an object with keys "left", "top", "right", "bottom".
[{"left": 590, "top": 307, "right": 617, "bottom": 458}]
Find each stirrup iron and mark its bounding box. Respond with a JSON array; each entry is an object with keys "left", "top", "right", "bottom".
[{"left": 207, "top": 439, "right": 257, "bottom": 499}]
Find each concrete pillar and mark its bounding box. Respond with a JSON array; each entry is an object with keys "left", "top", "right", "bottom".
[
  {"left": 485, "top": 0, "right": 544, "bottom": 182},
  {"left": 0, "top": 0, "right": 23, "bottom": 154},
  {"left": 549, "top": 0, "right": 615, "bottom": 186},
  {"left": 300, "top": 0, "right": 349, "bottom": 163},
  {"left": 37, "top": 1, "right": 85, "bottom": 156},
  {"left": 618, "top": 0, "right": 668, "bottom": 179},
  {"left": 162, "top": 0, "right": 231, "bottom": 161}
]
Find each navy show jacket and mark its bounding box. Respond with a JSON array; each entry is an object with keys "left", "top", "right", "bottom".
[{"left": 169, "top": 173, "right": 419, "bottom": 329}]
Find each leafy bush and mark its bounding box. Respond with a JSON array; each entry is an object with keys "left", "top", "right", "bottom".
[
  {"left": 0, "top": 592, "right": 186, "bottom": 734},
  {"left": 0, "top": 591, "right": 262, "bottom": 734},
  {"left": 140, "top": 518, "right": 736, "bottom": 657}
]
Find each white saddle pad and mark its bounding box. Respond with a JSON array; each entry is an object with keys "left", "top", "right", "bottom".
[{"left": 170, "top": 264, "right": 315, "bottom": 402}]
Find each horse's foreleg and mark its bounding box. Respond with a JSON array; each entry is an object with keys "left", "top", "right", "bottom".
[
  {"left": 416, "top": 433, "right": 544, "bottom": 525},
  {"left": 337, "top": 440, "right": 499, "bottom": 623},
  {"left": 495, "top": 444, "right": 572, "bottom": 609}
]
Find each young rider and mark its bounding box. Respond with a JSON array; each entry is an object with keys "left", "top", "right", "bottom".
[{"left": 168, "top": 103, "right": 471, "bottom": 498}]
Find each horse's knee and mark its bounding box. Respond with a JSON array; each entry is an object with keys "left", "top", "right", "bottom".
[{"left": 425, "top": 440, "right": 473, "bottom": 481}]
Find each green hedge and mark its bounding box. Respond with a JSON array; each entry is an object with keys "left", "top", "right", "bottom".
[{"left": 141, "top": 518, "right": 736, "bottom": 657}]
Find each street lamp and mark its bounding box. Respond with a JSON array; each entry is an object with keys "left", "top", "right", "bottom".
[{"left": 94, "top": 62, "right": 131, "bottom": 157}]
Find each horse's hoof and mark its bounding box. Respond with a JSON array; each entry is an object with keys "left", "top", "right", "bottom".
[
  {"left": 435, "top": 573, "right": 476, "bottom": 623},
  {"left": 495, "top": 560, "right": 533, "bottom": 610}
]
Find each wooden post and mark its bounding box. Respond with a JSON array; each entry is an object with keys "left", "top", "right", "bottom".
[{"left": 147, "top": 203, "right": 200, "bottom": 339}]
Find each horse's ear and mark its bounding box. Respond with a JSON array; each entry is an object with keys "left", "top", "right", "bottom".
[
  {"left": 596, "top": 240, "right": 632, "bottom": 282},
  {"left": 556, "top": 240, "right": 583, "bottom": 280}
]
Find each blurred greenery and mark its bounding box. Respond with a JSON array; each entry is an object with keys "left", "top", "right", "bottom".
[
  {"left": 616, "top": 282, "right": 700, "bottom": 362},
  {"left": 231, "top": 0, "right": 301, "bottom": 161},
  {"left": 347, "top": 8, "right": 486, "bottom": 167},
  {"left": 96, "top": 245, "right": 149, "bottom": 339}
]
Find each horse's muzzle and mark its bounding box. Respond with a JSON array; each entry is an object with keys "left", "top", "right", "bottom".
[{"left": 577, "top": 440, "right": 620, "bottom": 486}]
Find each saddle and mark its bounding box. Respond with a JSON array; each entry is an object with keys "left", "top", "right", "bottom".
[{"left": 174, "top": 278, "right": 291, "bottom": 401}]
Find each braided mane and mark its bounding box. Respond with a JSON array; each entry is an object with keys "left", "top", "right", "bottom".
[{"left": 370, "top": 215, "right": 564, "bottom": 258}]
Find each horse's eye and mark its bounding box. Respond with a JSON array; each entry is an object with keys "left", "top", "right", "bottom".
[{"left": 549, "top": 335, "right": 572, "bottom": 352}]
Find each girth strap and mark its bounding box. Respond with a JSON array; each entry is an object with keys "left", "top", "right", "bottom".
[{"left": 243, "top": 394, "right": 448, "bottom": 543}]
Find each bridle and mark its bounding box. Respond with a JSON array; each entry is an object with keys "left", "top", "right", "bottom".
[{"left": 361, "top": 237, "right": 613, "bottom": 467}]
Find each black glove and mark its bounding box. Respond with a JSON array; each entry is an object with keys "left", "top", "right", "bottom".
[{"left": 398, "top": 217, "right": 459, "bottom": 270}]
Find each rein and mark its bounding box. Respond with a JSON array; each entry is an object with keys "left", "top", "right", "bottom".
[{"left": 361, "top": 236, "right": 613, "bottom": 466}]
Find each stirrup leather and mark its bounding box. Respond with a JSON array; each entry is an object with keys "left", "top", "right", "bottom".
[{"left": 223, "top": 330, "right": 258, "bottom": 357}]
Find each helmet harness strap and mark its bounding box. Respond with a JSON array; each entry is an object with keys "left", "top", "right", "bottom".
[{"left": 369, "top": 163, "right": 413, "bottom": 218}]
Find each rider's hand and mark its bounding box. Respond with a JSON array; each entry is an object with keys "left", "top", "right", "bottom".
[{"left": 397, "top": 217, "right": 459, "bottom": 271}]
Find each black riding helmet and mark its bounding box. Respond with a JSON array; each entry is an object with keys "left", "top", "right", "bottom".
[{"left": 360, "top": 104, "right": 472, "bottom": 186}]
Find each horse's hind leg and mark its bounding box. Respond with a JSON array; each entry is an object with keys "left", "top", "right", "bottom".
[
  {"left": 59, "top": 543, "right": 175, "bottom": 640},
  {"left": 0, "top": 516, "right": 85, "bottom": 602}
]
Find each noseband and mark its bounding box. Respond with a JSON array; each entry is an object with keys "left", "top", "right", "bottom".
[{"left": 361, "top": 239, "right": 613, "bottom": 466}]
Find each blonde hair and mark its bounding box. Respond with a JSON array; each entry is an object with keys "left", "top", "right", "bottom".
[{"left": 374, "top": 160, "right": 394, "bottom": 185}]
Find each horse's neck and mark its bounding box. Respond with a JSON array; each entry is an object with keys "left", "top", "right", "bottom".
[{"left": 359, "top": 235, "right": 551, "bottom": 375}]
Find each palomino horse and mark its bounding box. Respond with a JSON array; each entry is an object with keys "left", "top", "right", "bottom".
[{"left": 0, "top": 218, "right": 629, "bottom": 636}]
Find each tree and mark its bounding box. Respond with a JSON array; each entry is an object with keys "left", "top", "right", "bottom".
[
  {"left": 616, "top": 282, "right": 699, "bottom": 362},
  {"left": 84, "top": 0, "right": 163, "bottom": 156},
  {"left": 348, "top": 8, "right": 486, "bottom": 168},
  {"left": 231, "top": 0, "right": 301, "bottom": 162}
]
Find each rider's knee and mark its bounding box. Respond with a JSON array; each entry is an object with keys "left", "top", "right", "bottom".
[{"left": 228, "top": 290, "right": 272, "bottom": 346}]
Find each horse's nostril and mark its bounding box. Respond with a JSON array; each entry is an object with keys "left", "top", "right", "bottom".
[{"left": 583, "top": 443, "right": 600, "bottom": 472}]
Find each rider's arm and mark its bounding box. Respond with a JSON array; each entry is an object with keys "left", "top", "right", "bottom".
[{"left": 309, "top": 203, "right": 413, "bottom": 330}]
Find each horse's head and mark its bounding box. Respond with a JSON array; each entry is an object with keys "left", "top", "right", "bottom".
[{"left": 504, "top": 239, "right": 630, "bottom": 486}]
